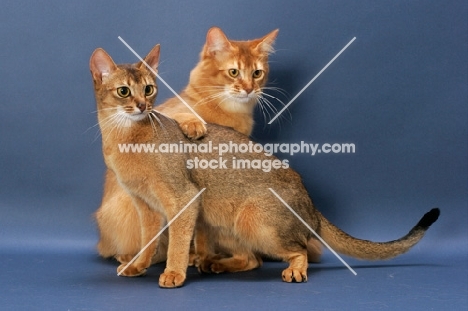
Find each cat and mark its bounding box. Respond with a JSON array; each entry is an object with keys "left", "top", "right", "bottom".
[
  {"left": 95, "top": 27, "right": 324, "bottom": 271},
  {"left": 156, "top": 26, "right": 279, "bottom": 139},
  {"left": 90, "top": 44, "right": 440, "bottom": 288}
]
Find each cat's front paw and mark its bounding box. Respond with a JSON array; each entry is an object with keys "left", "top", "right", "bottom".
[
  {"left": 117, "top": 263, "right": 147, "bottom": 277},
  {"left": 281, "top": 268, "right": 307, "bottom": 283},
  {"left": 159, "top": 271, "right": 186, "bottom": 288},
  {"left": 180, "top": 120, "right": 207, "bottom": 140}
]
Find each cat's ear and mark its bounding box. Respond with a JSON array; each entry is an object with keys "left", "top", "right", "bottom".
[
  {"left": 204, "top": 27, "right": 232, "bottom": 56},
  {"left": 90, "top": 48, "right": 117, "bottom": 84},
  {"left": 139, "top": 44, "right": 160, "bottom": 72},
  {"left": 255, "top": 29, "right": 279, "bottom": 54}
]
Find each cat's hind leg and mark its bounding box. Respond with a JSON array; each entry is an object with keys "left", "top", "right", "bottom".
[
  {"left": 195, "top": 204, "right": 263, "bottom": 274},
  {"left": 235, "top": 201, "right": 309, "bottom": 282},
  {"left": 279, "top": 250, "right": 308, "bottom": 282},
  {"left": 204, "top": 232, "right": 262, "bottom": 273},
  {"left": 307, "top": 238, "right": 322, "bottom": 263},
  {"left": 209, "top": 251, "right": 263, "bottom": 273},
  {"left": 115, "top": 254, "right": 134, "bottom": 265}
]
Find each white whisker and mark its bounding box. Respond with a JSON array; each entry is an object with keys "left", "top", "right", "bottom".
[
  {"left": 193, "top": 91, "right": 227, "bottom": 107},
  {"left": 256, "top": 98, "right": 270, "bottom": 125},
  {"left": 91, "top": 111, "right": 121, "bottom": 142},
  {"left": 255, "top": 87, "right": 291, "bottom": 129},
  {"left": 98, "top": 110, "right": 133, "bottom": 143},
  {"left": 149, "top": 111, "right": 169, "bottom": 137},
  {"left": 147, "top": 112, "right": 158, "bottom": 135},
  {"left": 262, "top": 86, "right": 290, "bottom": 98},
  {"left": 261, "top": 86, "right": 290, "bottom": 113},
  {"left": 214, "top": 94, "right": 232, "bottom": 109}
]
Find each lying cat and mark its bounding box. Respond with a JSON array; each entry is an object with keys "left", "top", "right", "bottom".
[
  {"left": 94, "top": 27, "right": 323, "bottom": 270},
  {"left": 90, "top": 44, "right": 439, "bottom": 288}
]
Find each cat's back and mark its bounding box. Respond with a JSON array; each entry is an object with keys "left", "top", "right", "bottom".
[
  {"left": 151, "top": 115, "right": 305, "bottom": 188},
  {"left": 189, "top": 123, "right": 316, "bottom": 223},
  {"left": 196, "top": 123, "right": 304, "bottom": 185},
  {"left": 204, "top": 123, "right": 250, "bottom": 143}
]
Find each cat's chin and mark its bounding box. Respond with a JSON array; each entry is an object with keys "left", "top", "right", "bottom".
[
  {"left": 219, "top": 96, "right": 257, "bottom": 114},
  {"left": 126, "top": 112, "right": 150, "bottom": 122}
]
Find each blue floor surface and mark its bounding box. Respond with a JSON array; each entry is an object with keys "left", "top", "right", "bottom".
[{"left": 1, "top": 246, "right": 466, "bottom": 310}]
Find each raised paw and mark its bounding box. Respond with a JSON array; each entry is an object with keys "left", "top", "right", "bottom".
[
  {"left": 117, "top": 263, "right": 147, "bottom": 277},
  {"left": 159, "top": 271, "right": 186, "bottom": 288},
  {"left": 282, "top": 268, "right": 307, "bottom": 283},
  {"left": 180, "top": 120, "right": 207, "bottom": 140}
]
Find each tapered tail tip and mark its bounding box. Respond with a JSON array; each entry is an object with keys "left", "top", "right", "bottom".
[{"left": 417, "top": 208, "right": 440, "bottom": 229}]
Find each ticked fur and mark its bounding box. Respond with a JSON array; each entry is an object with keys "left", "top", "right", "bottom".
[
  {"left": 157, "top": 26, "right": 281, "bottom": 138},
  {"left": 90, "top": 46, "right": 439, "bottom": 287},
  {"left": 95, "top": 28, "right": 322, "bottom": 272}
]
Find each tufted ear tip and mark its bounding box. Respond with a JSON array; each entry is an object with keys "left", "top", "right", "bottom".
[{"left": 256, "top": 29, "right": 279, "bottom": 54}]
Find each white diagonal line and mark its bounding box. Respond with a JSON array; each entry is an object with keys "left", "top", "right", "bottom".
[
  {"left": 268, "top": 37, "right": 356, "bottom": 124},
  {"left": 117, "top": 188, "right": 206, "bottom": 276},
  {"left": 268, "top": 188, "right": 357, "bottom": 275},
  {"left": 118, "top": 36, "right": 206, "bottom": 124}
]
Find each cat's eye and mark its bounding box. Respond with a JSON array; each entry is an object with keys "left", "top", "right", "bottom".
[
  {"left": 252, "top": 70, "right": 264, "bottom": 79},
  {"left": 117, "top": 87, "right": 131, "bottom": 98},
  {"left": 228, "top": 69, "right": 239, "bottom": 78},
  {"left": 145, "top": 85, "right": 156, "bottom": 96}
]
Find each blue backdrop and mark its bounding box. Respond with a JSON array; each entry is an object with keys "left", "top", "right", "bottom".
[{"left": 0, "top": 1, "right": 466, "bottom": 309}]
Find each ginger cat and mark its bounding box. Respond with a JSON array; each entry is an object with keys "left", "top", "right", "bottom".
[
  {"left": 90, "top": 45, "right": 440, "bottom": 287},
  {"left": 95, "top": 27, "right": 325, "bottom": 269},
  {"left": 156, "top": 26, "right": 278, "bottom": 139}
]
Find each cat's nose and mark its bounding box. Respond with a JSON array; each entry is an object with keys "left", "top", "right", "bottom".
[
  {"left": 244, "top": 87, "right": 253, "bottom": 95},
  {"left": 137, "top": 102, "right": 146, "bottom": 112}
]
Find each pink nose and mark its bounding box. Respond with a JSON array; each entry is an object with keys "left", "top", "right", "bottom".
[
  {"left": 137, "top": 102, "right": 146, "bottom": 112},
  {"left": 244, "top": 87, "right": 253, "bottom": 95}
]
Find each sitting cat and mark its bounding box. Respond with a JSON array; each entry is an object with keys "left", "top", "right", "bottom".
[
  {"left": 90, "top": 44, "right": 440, "bottom": 288},
  {"left": 95, "top": 27, "right": 322, "bottom": 270}
]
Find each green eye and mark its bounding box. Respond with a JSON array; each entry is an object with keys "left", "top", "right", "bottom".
[
  {"left": 117, "top": 87, "right": 131, "bottom": 98},
  {"left": 252, "top": 70, "right": 264, "bottom": 79},
  {"left": 145, "top": 85, "right": 156, "bottom": 96},
  {"left": 228, "top": 68, "right": 239, "bottom": 78}
]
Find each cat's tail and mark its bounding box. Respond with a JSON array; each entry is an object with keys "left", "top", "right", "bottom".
[{"left": 317, "top": 208, "right": 440, "bottom": 260}]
